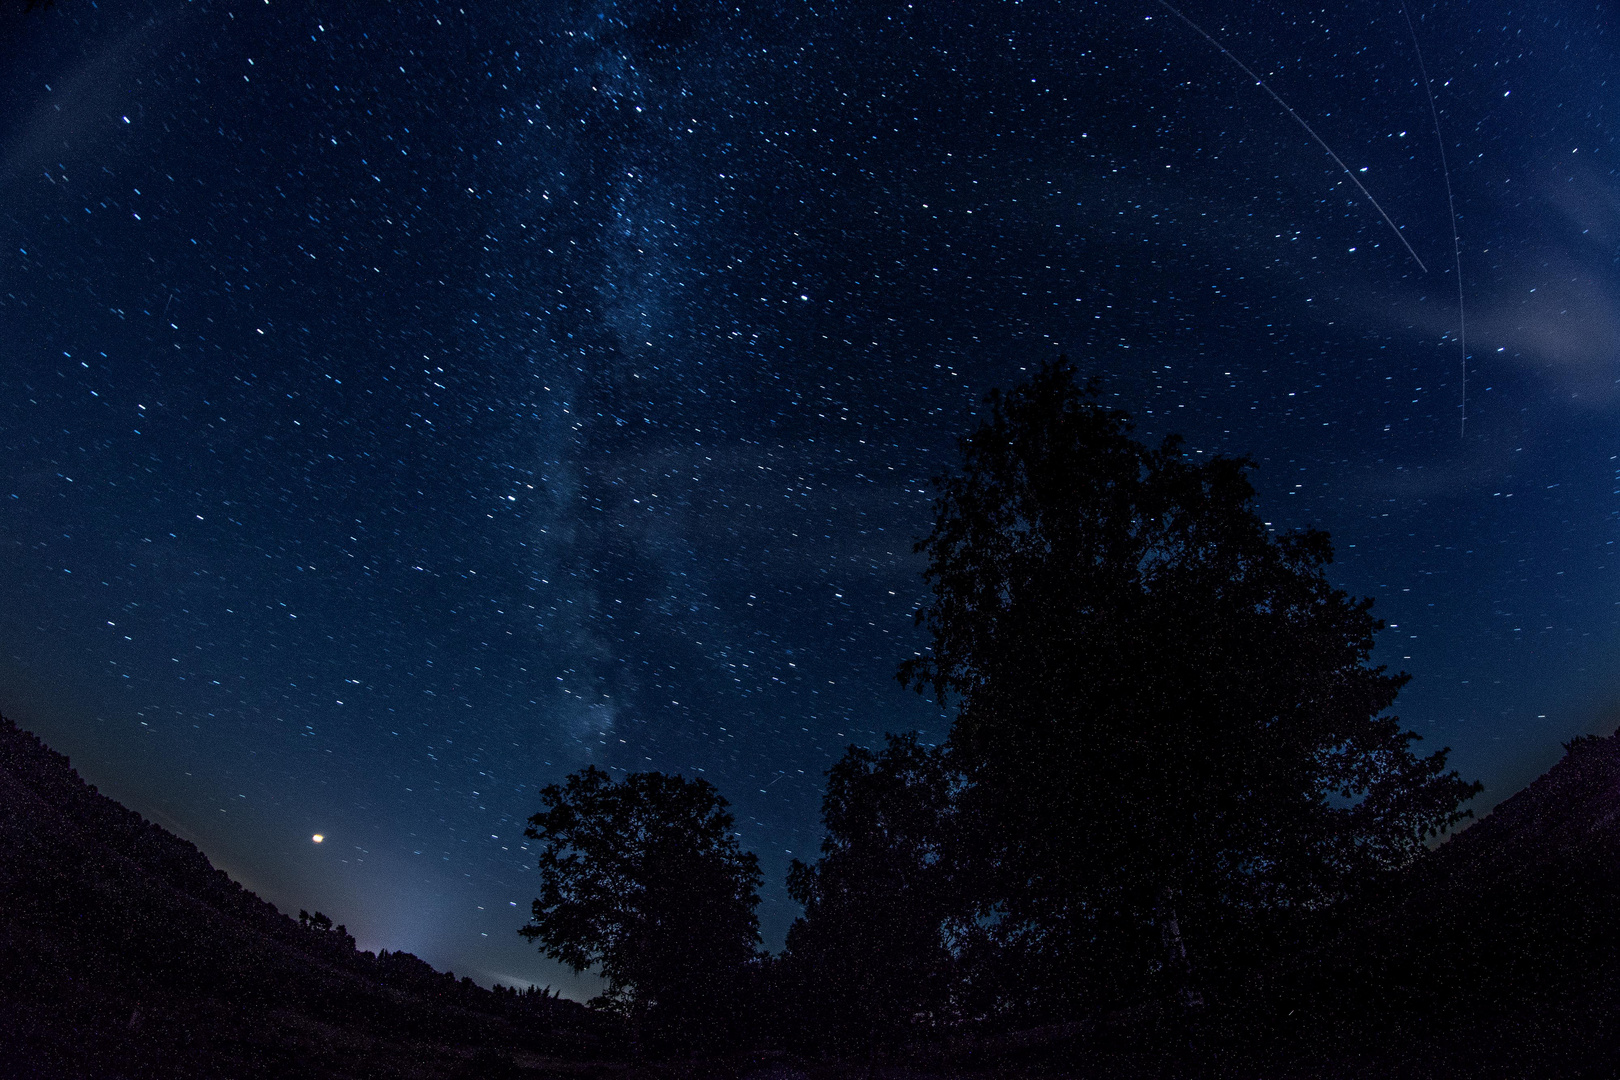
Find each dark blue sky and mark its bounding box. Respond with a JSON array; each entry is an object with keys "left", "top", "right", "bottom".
[{"left": 2, "top": 0, "right": 1616, "bottom": 995}]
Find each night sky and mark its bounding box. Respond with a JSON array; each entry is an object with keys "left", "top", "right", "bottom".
[{"left": 2, "top": 0, "right": 1617, "bottom": 995}]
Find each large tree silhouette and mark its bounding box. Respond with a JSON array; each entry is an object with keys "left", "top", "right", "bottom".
[
  {"left": 520, "top": 767, "right": 762, "bottom": 1047},
  {"left": 900, "top": 360, "right": 1479, "bottom": 1010}
]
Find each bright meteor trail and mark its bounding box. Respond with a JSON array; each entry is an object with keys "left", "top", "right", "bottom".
[{"left": 1156, "top": 0, "right": 1430, "bottom": 273}]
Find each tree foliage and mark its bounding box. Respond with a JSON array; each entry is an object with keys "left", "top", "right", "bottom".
[
  {"left": 784, "top": 733, "right": 966, "bottom": 1047},
  {"left": 520, "top": 766, "right": 762, "bottom": 1032},
  {"left": 899, "top": 360, "right": 1480, "bottom": 1005}
]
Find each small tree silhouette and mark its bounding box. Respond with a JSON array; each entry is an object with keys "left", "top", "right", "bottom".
[{"left": 520, "top": 766, "right": 762, "bottom": 1049}]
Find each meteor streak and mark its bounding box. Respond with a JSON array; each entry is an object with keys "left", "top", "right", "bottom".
[
  {"left": 1156, "top": 0, "right": 1429, "bottom": 273},
  {"left": 1400, "top": 0, "right": 1468, "bottom": 436}
]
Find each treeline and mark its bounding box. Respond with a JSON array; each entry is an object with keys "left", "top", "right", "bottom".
[{"left": 518, "top": 362, "right": 1481, "bottom": 1062}]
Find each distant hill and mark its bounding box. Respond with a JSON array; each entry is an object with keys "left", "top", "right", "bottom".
[
  {"left": 0, "top": 714, "right": 601, "bottom": 1079},
  {"left": 1243, "top": 732, "right": 1620, "bottom": 1078}
]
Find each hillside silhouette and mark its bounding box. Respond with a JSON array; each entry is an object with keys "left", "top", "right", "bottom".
[
  {"left": 1259, "top": 731, "right": 1620, "bottom": 1078},
  {"left": 0, "top": 713, "right": 598, "bottom": 1080}
]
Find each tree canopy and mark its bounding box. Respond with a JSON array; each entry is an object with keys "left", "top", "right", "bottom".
[
  {"left": 785, "top": 733, "right": 966, "bottom": 1046},
  {"left": 519, "top": 766, "right": 762, "bottom": 1034},
  {"left": 900, "top": 360, "right": 1479, "bottom": 1005}
]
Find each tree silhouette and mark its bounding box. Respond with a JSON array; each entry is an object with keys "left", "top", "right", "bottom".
[
  {"left": 900, "top": 359, "right": 1480, "bottom": 1011},
  {"left": 785, "top": 733, "right": 966, "bottom": 1050},
  {"left": 520, "top": 766, "right": 762, "bottom": 1048}
]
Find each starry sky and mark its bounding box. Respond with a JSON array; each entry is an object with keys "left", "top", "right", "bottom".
[{"left": 1, "top": 0, "right": 1617, "bottom": 995}]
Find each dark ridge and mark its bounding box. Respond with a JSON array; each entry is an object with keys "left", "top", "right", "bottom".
[
  {"left": 1255, "top": 730, "right": 1620, "bottom": 1078},
  {"left": 0, "top": 713, "right": 601, "bottom": 1079},
  {"left": 1421, "top": 732, "right": 1620, "bottom": 871}
]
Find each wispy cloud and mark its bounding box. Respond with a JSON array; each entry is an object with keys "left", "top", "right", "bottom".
[{"left": 1381, "top": 167, "right": 1620, "bottom": 409}]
